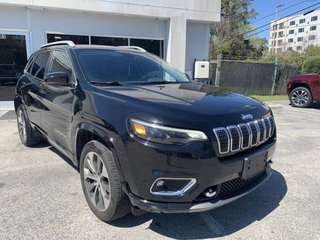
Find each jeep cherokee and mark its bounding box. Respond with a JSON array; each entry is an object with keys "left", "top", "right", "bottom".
[{"left": 15, "top": 41, "right": 277, "bottom": 222}]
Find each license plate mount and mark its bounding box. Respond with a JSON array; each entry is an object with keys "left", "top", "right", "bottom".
[{"left": 242, "top": 151, "right": 268, "bottom": 180}]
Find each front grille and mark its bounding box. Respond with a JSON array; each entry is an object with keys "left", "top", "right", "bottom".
[
  {"left": 213, "top": 116, "right": 275, "bottom": 155},
  {"left": 218, "top": 171, "right": 265, "bottom": 198}
]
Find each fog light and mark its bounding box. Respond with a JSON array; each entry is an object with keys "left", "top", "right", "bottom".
[
  {"left": 156, "top": 180, "right": 164, "bottom": 187},
  {"left": 150, "top": 178, "right": 196, "bottom": 196}
]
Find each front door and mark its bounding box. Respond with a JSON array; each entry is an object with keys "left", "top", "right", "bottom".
[{"left": 40, "top": 49, "right": 75, "bottom": 156}]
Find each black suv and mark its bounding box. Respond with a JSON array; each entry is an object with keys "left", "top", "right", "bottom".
[{"left": 15, "top": 41, "right": 277, "bottom": 222}]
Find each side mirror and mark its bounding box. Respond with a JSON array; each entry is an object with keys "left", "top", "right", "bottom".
[{"left": 44, "top": 72, "right": 70, "bottom": 86}]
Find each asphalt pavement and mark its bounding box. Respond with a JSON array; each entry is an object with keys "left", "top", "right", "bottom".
[{"left": 0, "top": 101, "right": 320, "bottom": 239}]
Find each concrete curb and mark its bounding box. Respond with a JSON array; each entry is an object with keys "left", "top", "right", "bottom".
[
  {"left": 266, "top": 104, "right": 283, "bottom": 109},
  {"left": 0, "top": 101, "right": 14, "bottom": 111}
]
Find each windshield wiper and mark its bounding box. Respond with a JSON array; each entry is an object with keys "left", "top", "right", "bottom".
[
  {"left": 139, "top": 79, "right": 176, "bottom": 85},
  {"left": 90, "top": 81, "right": 124, "bottom": 86}
]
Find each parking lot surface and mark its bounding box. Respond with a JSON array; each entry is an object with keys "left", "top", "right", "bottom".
[{"left": 0, "top": 100, "right": 319, "bottom": 239}]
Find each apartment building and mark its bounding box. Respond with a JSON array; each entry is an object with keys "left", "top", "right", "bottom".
[
  {"left": 269, "top": 10, "right": 320, "bottom": 53},
  {"left": 269, "top": 17, "right": 289, "bottom": 54}
]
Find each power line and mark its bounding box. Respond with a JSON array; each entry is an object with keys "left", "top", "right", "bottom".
[
  {"left": 246, "top": 7, "right": 320, "bottom": 40},
  {"left": 250, "top": 0, "right": 320, "bottom": 24},
  {"left": 213, "top": 2, "right": 320, "bottom": 50},
  {"left": 244, "top": 2, "right": 320, "bottom": 36}
]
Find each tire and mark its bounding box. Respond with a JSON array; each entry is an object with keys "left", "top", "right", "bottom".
[
  {"left": 16, "top": 104, "right": 41, "bottom": 147},
  {"left": 289, "top": 87, "right": 313, "bottom": 108},
  {"left": 80, "top": 140, "right": 131, "bottom": 222}
]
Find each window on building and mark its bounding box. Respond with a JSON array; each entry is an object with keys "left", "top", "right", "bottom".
[
  {"left": 274, "top": 32, "right": 277, "bottom": 38},
  {"left": 130, "top": 39, "right": 164, "bottom": 58},
  {"left": 287, "top": 47, "right": 293, "bottom": 51},
  {"left": 277, "top": 48, "right": 282, "bottom": 52},
  {"left": 279, "top": 23, "right": 285, "bottom": 29},
  {"left": 47, "top": 34, "right": 89, "bottom": 44},
  {"left": 278, "top": 31, "right": 284, "bottom": 37},
  {"left": 273, "top": 24, "right": 277, "bottom": 31},
  {"left": 289, "top": 30, "right": 294, "bottom": 34},
  {"left": 309, "top": 35, "right": 316, "bottom": 41},
  {"left": 46, "top": 33, "right": 164, "bottom": 58},
  {"left": 310, "top": 26, "right": 317, "bottom": 31},
  {"left": 299, "top": 18, "right": 306, "bottom": 24},
  {"left": 311, "top": 16, "right": 318, "bottom": 21},
  {"left": 270, "top": 41, "right": 274, "bottom": 46},
  {"left": 288, "top": 38, "right": 294, "bottom": 43},
  {"left": 289, "top": 20, "right": 295, "bottom": 26},
  {"left": 91, "top": 36, "right": 128, "bottom": 46},
  {"left": 298, "top": 28, "right": 304, "bottom": 33},
  {"left": 297, "top": 37, "right": 304, "bottom": 42},
  {"left": 277, "top": 40, "right": 283, "bottom": 46},
  {"left": 296, "top": 46, "right": 302, "bottom": 51}
]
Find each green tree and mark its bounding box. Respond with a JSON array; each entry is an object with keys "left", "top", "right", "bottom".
[
  {"left": 211, "top": 0, "right": 266, "bottom": 59},
  {"left": 304, "top": 45, "right": 320, "bottom": 57},
  {"left": 302, "top": 56, "right": 320, "bottom": 73}
]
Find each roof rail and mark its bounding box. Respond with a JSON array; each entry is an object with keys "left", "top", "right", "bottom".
[
  {"left": 118, "top": 46, "right": 147, "bottom": 52},
  {"left": 41, "top": 40, "right": 76, "bottom": 49}
]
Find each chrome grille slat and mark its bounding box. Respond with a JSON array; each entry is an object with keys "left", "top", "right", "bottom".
[
  {"left": 213, "top": 128, "right": 230, "bottom": 154},
  {"left": 249, "top": 122, "right": 258, "bottom": 146},
  {"left": 227, "top": 126, "right": 241, "bottom": 152},
  {"left": 213, "top": 116, "right": 275, "bottom": 155}
]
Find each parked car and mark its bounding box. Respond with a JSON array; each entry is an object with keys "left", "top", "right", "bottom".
[
  {"left": 15, "top": 41, "right": 277, "bottom": 222},
  {"left": 287, "top": 73, "right": 320, "bottom": 108}
]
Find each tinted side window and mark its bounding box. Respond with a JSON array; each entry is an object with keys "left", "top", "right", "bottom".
[
  {"left": 30, "top": 51, "right": 50, "bottom": 80},
  {"left": 24, "top": 56, "right": 34, "bottom": 74},
  {"left": 49, "top": 50, "right": 72, "bottom": 79}
]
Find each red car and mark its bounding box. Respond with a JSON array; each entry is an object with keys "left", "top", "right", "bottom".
[{"left": 287, "top": 74, "right": 320, "bottom": 108}]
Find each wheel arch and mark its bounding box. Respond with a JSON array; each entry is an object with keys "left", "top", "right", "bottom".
[
  {"left": 289, "top": 82, "right": 313, "bottom": 97},
  {"left": 73, "top": 123, "right": 125, "bottom": 181}
]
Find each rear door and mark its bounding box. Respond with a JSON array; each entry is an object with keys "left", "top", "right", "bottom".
[{"left": 20, "top": 51, "right": 50, "bottom": 129}]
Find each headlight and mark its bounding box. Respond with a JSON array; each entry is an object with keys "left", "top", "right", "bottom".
[{"left": 129, "top": 119, "right": 208, "bottom": 145}]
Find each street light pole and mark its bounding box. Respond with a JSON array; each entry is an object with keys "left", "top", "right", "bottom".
[
  {"left": 273, "top": 4, "right": 284, "bottom": 54},
  {"left": 275, "top": 4, "right": 284, "bottom": 20}
]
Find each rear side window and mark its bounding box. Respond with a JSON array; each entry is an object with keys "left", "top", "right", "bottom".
[{"left": 30, "top": 51, "right": 50, "bottom": 80}]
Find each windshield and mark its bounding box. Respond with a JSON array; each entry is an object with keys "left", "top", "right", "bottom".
[{"left": 75, "top": 49, "right": 190, "bottom": 84}]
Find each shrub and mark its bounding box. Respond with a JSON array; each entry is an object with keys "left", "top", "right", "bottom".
[{"left": 302, "top": 56, "right": 320, "bottom": 73}]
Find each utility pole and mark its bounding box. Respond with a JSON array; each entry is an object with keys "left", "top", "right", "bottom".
[
  {"left": 271, "top": 57, "right": 278, "bottom": 96},
  {"left": 215, "top": 54, "right": 221, "bottom": 87},
  {"left": 273, "top": 4, "right": 284, "bottom": 54}
]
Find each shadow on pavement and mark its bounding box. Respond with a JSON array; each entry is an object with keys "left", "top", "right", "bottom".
[{"left": 110, "top": 170, "right": 287, "bottom": 239}]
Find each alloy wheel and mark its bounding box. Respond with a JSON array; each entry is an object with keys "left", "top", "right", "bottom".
[
  {"left": 17, "top": 108, "right": 27, "bottom": 142},
  {"left": 83, "top": 151, "right": 111, "bottom": 211},
  {"left": 291, "top": 89, "right": 309, "bottom": 106}
]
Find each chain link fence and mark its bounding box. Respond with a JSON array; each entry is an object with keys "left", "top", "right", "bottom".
[{"left": 210, "top": 59, "right": 300, "bottom": 95}]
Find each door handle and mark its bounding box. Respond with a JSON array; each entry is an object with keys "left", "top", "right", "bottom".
[{"left": 39, "top": 89, "right": 47, "bottom": 95}]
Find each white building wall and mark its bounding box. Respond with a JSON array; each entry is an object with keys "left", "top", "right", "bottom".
[
  {"left": 186, "top": 22, "right": 210, "bottom": 77},
  {"left": 0, "top": 0, "right": 220, "bottom": 72}
]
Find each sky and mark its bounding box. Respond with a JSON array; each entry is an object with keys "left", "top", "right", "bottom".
[{"left": 249, "top": 0, "right": 320, "bottom": 40}]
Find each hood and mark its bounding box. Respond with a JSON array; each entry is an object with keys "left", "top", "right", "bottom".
[
  {"left": 94, "top": 82, "right": 270, "bottom": 127},
  {"left": 291, "top": 73, "right": 319, "bottom": 80}
]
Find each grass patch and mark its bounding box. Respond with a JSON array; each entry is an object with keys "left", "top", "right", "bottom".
[{"left": 249, "top": 95, "right": 288, "bottom": 102}]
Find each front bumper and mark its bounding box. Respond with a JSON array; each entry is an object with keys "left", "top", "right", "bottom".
[{"left": 127, "top": 166, "right": 272, "bottom": 213}]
